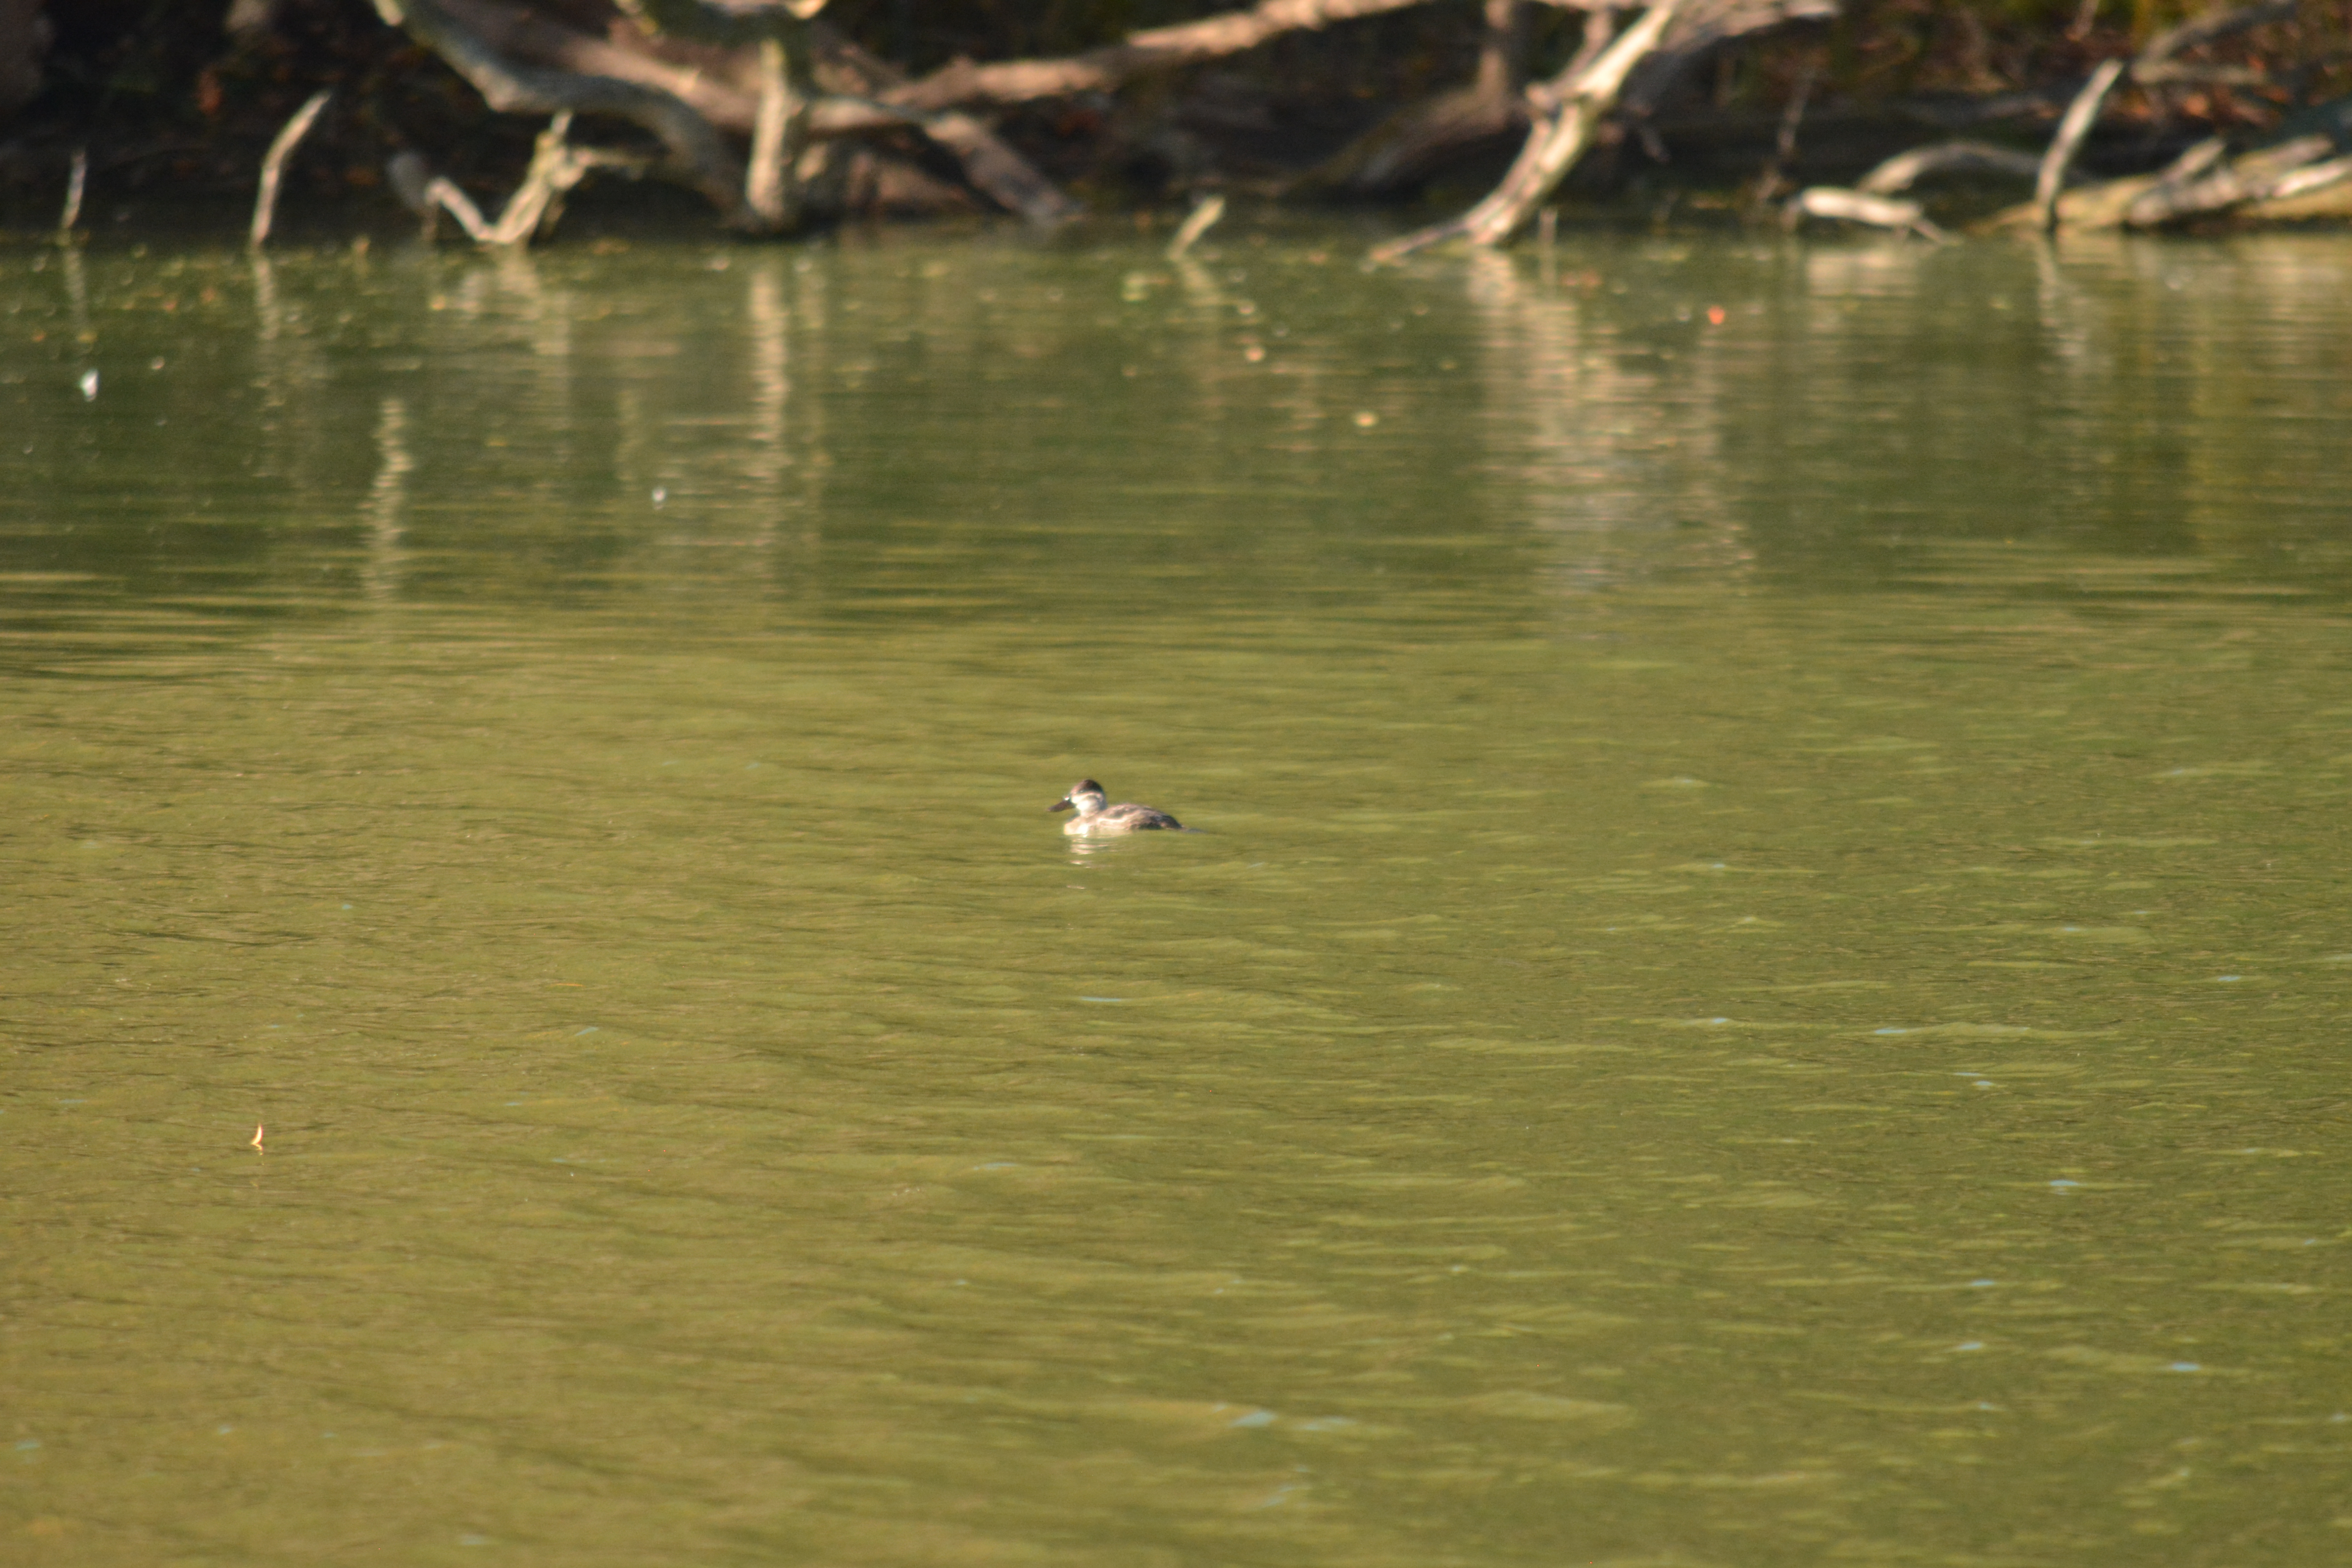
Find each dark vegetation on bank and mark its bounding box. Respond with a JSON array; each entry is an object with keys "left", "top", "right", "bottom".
[{"left": 0, "top": 0, "right": 2348, "bottom": 249}]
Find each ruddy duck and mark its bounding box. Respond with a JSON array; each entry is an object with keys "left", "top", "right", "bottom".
[{"left": 1049, "top": 779, "right": 1187, "bottom": 836}]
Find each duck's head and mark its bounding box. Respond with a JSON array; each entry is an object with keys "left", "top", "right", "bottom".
[{"left": 1050, "top": 779, "right": 1107, "bottom": 815}]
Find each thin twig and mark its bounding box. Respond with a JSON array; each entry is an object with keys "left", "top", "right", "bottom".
[
  {"left": 58, "top": 147, "right": 86, "bottom": 237},
  {"left": 1166, "top": 193, "right": 1227, "bottom": 259},
  {"left": 250, "top": 90, "right": 333, "bottom": 249}
]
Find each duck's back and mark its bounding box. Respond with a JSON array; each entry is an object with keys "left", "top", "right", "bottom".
[{"left": 1102, "top": 802, "right": 1184, "bottom": 832}]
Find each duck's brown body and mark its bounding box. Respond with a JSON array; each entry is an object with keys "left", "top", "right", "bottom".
[{"left": 1049, "top": 779, "right": 1186, "bottom": 836}]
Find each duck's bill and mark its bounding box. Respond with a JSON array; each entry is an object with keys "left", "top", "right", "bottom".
[{"left": 1048, "top": 797, "right": 1075, "bottom": 812}]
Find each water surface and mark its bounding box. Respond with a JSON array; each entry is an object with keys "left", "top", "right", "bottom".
[{"left": 4, "top": 224, "right": 2351, "bottom": 1566}]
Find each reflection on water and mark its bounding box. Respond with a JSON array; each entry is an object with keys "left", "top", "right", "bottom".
[
  {"left": 3, "top": 228, "right": 2351, "bottom": 1567},
  {"left": 10, "top": 230, "right": 2352, "bottom": 635}
]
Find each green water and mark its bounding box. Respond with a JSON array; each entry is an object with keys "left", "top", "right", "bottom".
[{"left": 4, "top": 225, "right": 2351, "bottom": 1566}]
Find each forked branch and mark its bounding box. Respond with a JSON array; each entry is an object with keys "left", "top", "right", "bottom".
[
  {"left": 1372, "top": 0, "right": 1682, "bottom": 261},
  {"left": 391, "top": 114, "right": 647, "bottom": 244},
  {"left": 372, "top": 0, "right": 749, "bottom": 220}
]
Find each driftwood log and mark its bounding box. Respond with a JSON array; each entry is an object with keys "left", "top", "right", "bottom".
[
  {"left": 370, "top": 0, "right": 1838, "bottom": 246},
  {"left": 1781, "top": 138, "right": 2025, "bottom": 231},
  {"left": 339, "top": 0, "right": 2344, "bottom": 248},
  {"left": 1783, "top": 185, "right": 1948, "bottom": 240},
  {"left": 2123, "top": 133, "right": 2352, "bottom": 225}
]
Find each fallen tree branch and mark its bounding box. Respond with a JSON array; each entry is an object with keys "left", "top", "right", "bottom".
[
  {"left": 885, "top": 0, "right": 1438, "bottom": 113},
  {"left": 808, "top": 97, "right": 1078, "bottom": 222},
  {"left": 436, "top": 0, "right": 748, "bottom": 124},
  {"left": 806, "top": 26, "right": 1079, "bottom": 224},
  {"left": 1991, "top": 4, "right": 2345, "bottom": 235},
  {"left": 2025, "top": 2, "right": 2300, "bottom": 234},
  {"left": 371, "top": 0, "right": 750, "bottom": 221},
  {"left": 2034, "top": 56, "right": 2125, "bottom": 232},
  {"left": 2121, "top": 132, "right": 2229, "bottom": 213},
  {"left": 607, "top": 0, "right": 818, "bottom": 227},
  {"left": 1856, "top": 138, "right": 2041, "bottom": 195},
  {"left": 2263, "top": 151, "right": 2352, "bottom": 201},
  {"left": 1363, "top": 0, "right": 1835, "bottom": 258},
  {"left": 1783, "top": 185, "right": 1948, "bottom": 240},
  {"left": 390, "top": 113, "right": 648, "bottom": 244},
  {"left": 415, "top": 0, "right": 1074, "bottom": 223},
  {"left": 2123, "top": 132, "right": 2336, "bottom": 225},
  {"left": 249, "top": 89, "right": 331, "bottom": 248},
  {"left": 1991, "top": 88, "right": 2352, "bottom": 231},
  {"left": 1371, "top": 0, "right": 1685, "bottom": 260},
  {"left": 744, "top": 36, "right": 797, "bottom": 227}
]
